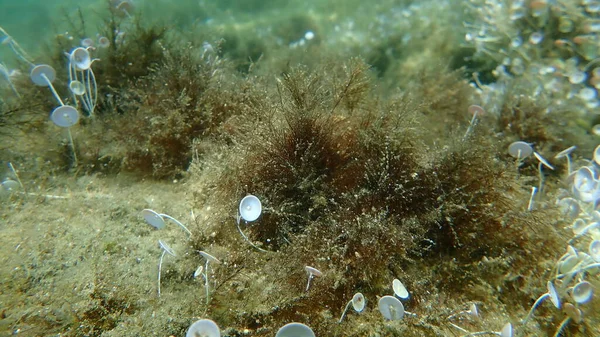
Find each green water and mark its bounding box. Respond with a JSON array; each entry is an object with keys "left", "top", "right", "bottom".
[{"left": 1, "top": 0, "right": 600, "bottom": 336}]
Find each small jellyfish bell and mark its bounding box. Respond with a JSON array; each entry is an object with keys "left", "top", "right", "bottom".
[
  {"left": 236, "top": 195, "right": 268, "bottom": 252},
  {"left": 70, "top": 47, "right": 92, "bottom": 70},
  {"left": 69, "top": 80, "right": 86, "bottom": 96},
  {"left": 569, "top": 70, "right": 587, "bottom": 85},
  {"left": 556, "top": 197, "right": 580, "bottom": 218},
  {"left": 239, "top": 194, "right": 262, "bottom": 222},
  {"left": 558, "top": 254, "right": 580, "bottom": 274},
  {"left": 141, "top": 209, "right": 167, "bottom": 229},
  {"left": 579, "top": 221, "right": 600, "bottom": 241},
  {"left": 81, "top": 37, "right": 94, "bottom": 48},
  {"left": 51, "top": 105, "right": 80, "bottom": 128},
  {"left": 1, "top": 179, "right": 20, "bottom": 199},
  {"left": 30, "top": 64, "right": 56, "bottom": 86},
  {"left": 186, "top": 319, "right": 220, "bottom": 337},
  {"left": 573, "top": 175, "right": 600, "bottom": 203},
  {"left": 140, "top": 209, "right": 192, "bottom": 237},
  {"left": 566, "top": 245, "right": 579, "bottom": 258},
  {"left": 31, "top": 65, "right": 68, "bottom": 108},
  {"left": 508, "top": 141, "right": 533, "bottom": 160},
  {"left": 579, "top": 87, "right": 597, "bottom": 101},
  {"left": 467, "top": 104, "right": 485, "bottom": 116},
  {"left": 275, "top": 323, "right": 315, "bottom": 337},
  {"left": 509, "top": 2, "right": 526, "bottom": 20},
  {"left": 468, "top": 303, "right": 479, "bottom": 318},
  {"left": 500, "top": 323, "right": 513, "bottom": 337},
  {"left": 589, "top": 240, "right": 600, "bottom": 262},
  {"left": 198, "top": 250, "right": 221, "bottom": 265},
  {"left": 463, "top": 104, "right": 484, "bottom": 139},
  {"left": 571, "top": 218, "right": 587, "bottom": 235},
  {"left": 193, "top": 265, "right": 204, "bottom": 278},
  {"left": 304, "top": 266, "right": 322, "bottom": 291},
  {"left": 557, "top": 245, "right": 579, "bottom": 269},
  {"left": 510, "top": 36, "right": 523, "bottom": 49},
  {"left": 563, "top": 303, "right": 583, "bottom": 324},
  {"left": 594, "top": 145, "right": 600, "bottom": 165},
  {"left": 392, "top": 278, "right": 409, "bottom": 299},
  {"left": 533, "top": 151, "right": 554, "bottom": 170},
  {"left": 529, "top": 31, "right": 544, "bottom": 44},
  {"left": 554, "top": 145, "right": 576, "bottom": 174},
  {"left": 1, "top": 179, "right": 20, "bottom": 193},
  {"left": 522, "top": 281, "right": 561, "bottom": 324},
  {"left": 97, "top": 36, "right": 110, "bottom": 49},
  {"left": 573, "top": 166, "right": 596, "bottom": 193},
  {"left": 339, "top": 292, "right": 366, "bottom": 322},
  {"left": 572, "top": 281, "right": 594, "bottom": 304},
  {"left": 352, "top": 292, "right": 366, "bottom": 312},
  {"left": 530, "top": 0, "right": 548, "bottom": 17},
  {"left": 548, "top": 281, "right": 561, "bottom": 308},
  {"left": 114, "top": 0, "right": 135, "bottom": 17},
  {"left": 378, "top": 295, "right": 405, "bottom": 320}
]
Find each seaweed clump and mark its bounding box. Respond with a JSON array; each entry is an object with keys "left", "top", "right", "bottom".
[
  {"left": 107, "top": 44, "right": 244, "bottom": 178},
  {"left": 189, "top": 59, "right": 563, "bottom": 336},
  {"left": 95, "top": 21, "right": 168, "bottom": 93}
]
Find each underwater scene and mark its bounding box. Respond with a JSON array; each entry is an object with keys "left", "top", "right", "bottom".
[{"left": 2, "top": 0, "right": 600, "bottom": 336}]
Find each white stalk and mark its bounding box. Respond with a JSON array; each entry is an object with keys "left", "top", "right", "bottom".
[
  {"left": 338, "top": 300, "right": 352, "bottom": 323},
  {"left": 158, "top": 250, "right": 166, "bottom": 297}
]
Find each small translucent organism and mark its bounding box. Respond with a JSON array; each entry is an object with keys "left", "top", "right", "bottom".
[
  {"left": 463, "top": 104, "right": 485, "bottom": 140},
  {"left": 141, "top": 209, "right": 192, "bottom": 238},
  {"left": 554, "top": 146, "right": 576, "bottom": 175},
  {"left": 589, "top": 240, "right": 600, "bottom": 262},
  {"left": 522, "top": 281, "right": 561, "bottom": 324},
  {"left": 378, "top": 295, "right": 404, "bottom": 320},
  {"left": 157, "top": 239, "right": 176, "bottom": 297},
  {"left": 81, "top": 37, "right": 94, "bottom": 48},
  {"left": 236, "top": 195, "right": 268, "bottom": 252},
  {"left": 0, "top": 62, "right": 20, "bottom": 97},
  {"left": 339, "top": 292, "right": 366, "bottom": 322},
  {"left": 67, "top": 47, "right": 97, "bottom": 116},
  {"left": 239, "top": 194, "right": 262, "bottom": 221},
  {"left": 304, "top": 266, "right": 322, "bottom": 292},
  {"left": 97, "top": 36, "right": 110, "bottom": 49},
  {"left": 186, "top": 319, "right": 220, "bottom": 337},
  {"left": 275, "top": 323, "right": 315, "bottom": 337},
  {"left": 392, "top": 278, "right": 409, "bottom": 300},
  {"left": 507, "top": 141, "right": 533, "bottom": 173},
  {"left": 197, "top": 250, "right": 221, "bottom": 304},
  {"left": 571, "top": 281, "right": 593, "bottom": 304}
]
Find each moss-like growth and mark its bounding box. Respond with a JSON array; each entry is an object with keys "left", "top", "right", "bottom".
[
  {"left": 75, "top": 276, "right": 138, "bottom": 337},
  {"left": 2, "top": 4, "right": 591, "bottom": 336},
  {"left": 105, "top": 45, "right": 243, "bottom": 178},
  {"left": 219, "top": 29, "right": 267, "bottom": 74},
  {"left": 189, "top": 59, "right": 564, "bottom": 336}
]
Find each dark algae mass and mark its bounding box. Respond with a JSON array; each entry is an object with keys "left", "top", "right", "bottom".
[{"left": 1, "top": 0, "right": 599, "bottom": 336}]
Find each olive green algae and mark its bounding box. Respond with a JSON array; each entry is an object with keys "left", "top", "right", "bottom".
[{"left": 1, "top": 0, "right": 600, "bottom": 336}]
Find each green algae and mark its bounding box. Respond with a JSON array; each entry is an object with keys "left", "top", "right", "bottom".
[{"left": 1, "top": 1, "right": 599, "bottom": 336}]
